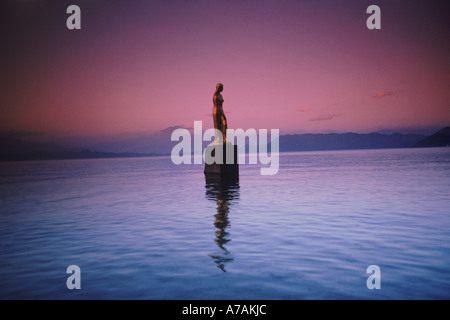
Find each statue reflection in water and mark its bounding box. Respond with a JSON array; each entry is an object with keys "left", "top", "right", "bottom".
[{"left": 205, "top": 174, "right": 240, "bottom": 272}]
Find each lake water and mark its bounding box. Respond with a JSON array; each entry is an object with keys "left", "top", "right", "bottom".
[{"left": 0, "top": 148, "right": 449, "bottom": 299}]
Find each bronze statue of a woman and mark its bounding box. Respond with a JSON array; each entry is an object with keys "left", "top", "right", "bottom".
[{"left": 213, "top": 83, "right": 228, "bottom": 143}]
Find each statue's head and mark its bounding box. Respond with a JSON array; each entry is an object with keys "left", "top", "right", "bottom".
[{"left": 216, "top": 83, "right": 223, "bottom": 92}]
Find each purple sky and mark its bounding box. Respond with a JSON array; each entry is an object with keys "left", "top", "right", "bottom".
[{"left": 2, "top": 0, "right": 449, "bottom": 139}]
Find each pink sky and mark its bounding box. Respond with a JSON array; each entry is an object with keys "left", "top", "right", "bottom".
[{"left": 2, "top": 0, "right": 449, "bottom": 139}]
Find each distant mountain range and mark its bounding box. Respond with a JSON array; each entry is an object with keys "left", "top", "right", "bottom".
[
  {"left": 0, "top": 136, "right": 159, "bottom": 161},
  {"left": 278, "top": 132, "right": 426, "bottom": 152},
  {"left": 0, "top": 127, "right": 449, "bottom": 161},
  {"left": 412, "top": 127, "right": 450, "bottom": 148}
]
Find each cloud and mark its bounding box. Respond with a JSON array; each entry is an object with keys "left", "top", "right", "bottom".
[
  {"left": 296, "top": 107, "right": 311, "bottom": 112},
  {"left": 373, "top": 89, "right": 394, "bottom": 98},
  {"left": 308, "top": 113, "right": 343, "bottom": 121}
]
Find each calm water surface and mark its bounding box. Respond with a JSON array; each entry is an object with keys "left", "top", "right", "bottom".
[{"left": 0, "top": 148, "right": 449, "bottom": 299}]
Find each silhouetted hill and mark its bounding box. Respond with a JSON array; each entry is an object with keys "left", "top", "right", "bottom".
[
  {"left": 279, "top": 132, "right": 425, "bottom": 152},
  {"left": 0, "top": 136, "right": 161, "bottom": 161},
  {"left": 0, "top": 136, "right": 65, "bottom": 154},
  {"left": 413, "top": 127, "right": 450, "bottom": 148},
  {"left": 90, "top": 126, "right": 185, "bottom": 154},
  {"left": 0, "top": 150, "right": 159, "bottom": 161}
]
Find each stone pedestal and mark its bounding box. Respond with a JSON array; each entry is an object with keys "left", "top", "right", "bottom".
[{"left": 204, "top": 143, "right": 239, "bottom": 178}]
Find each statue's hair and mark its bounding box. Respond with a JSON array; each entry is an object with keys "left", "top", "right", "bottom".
[{"left": 214, "top": 83, "right": 223, "bottom": 95}]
